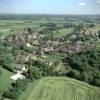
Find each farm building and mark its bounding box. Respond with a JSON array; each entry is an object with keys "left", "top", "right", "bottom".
[
  {"left": 11, "top": 66, "right": 28, "bottom": 81},
  {"left": 10, "top": 73, "right": 25, "bottom": 81}
]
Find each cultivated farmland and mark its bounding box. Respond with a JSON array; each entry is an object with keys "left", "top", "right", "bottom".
[{"left": 19, "top": 77, "right": 100, "bottom": 100}]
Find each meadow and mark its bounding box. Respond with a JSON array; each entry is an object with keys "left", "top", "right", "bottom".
[{"left": 0, "top": 68, "right": 12, "bottom": 96}]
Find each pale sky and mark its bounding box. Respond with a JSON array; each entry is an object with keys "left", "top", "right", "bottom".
[{"left": 0, "top": 0, "right": 100, "bottom": 15}]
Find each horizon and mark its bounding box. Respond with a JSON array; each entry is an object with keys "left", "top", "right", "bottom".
[
  {"left": 0, "top": 0, "right": 100, "bottom": 15},
  {"left": 0, "top": 13, "right": 100, "bottom": 16}
]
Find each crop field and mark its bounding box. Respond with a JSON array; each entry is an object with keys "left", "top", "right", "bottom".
[
  {"left": 53, "top": 28, "right": 73, "bottom": 38},
  {"left": 0, "top": 20, "right": 43, "bottom": 39},
  {"left": 19, "top": 77, "right": 100, "bottom": 100}
]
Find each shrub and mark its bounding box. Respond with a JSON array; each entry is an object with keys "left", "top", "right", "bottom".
[
  {"left": 0, "top": 68, "right": 2, "bottom": 75},
  {"left": 67, "top": 70, "right": 81, "bottom": 80},
  {"left": 3, "top": 79, "right": 28, "bottom": 99},
  {"left": 3, "top": 87, "right": 20, "bottom": 99}
]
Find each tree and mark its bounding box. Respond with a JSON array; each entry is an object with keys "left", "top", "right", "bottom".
[
  {"left": 98, "top": 30, "right": 100, "bottom": 39},
  {"left": 65, "top": 47, "right": 100, "bottom": 87},
  {"left": 0, "top": 54, "right": 14, "bottom": 72},
  {"left": 16, "top": 79, "right": 28, "bottom": 91},
  {"left": 67, "top": 70, "right": 81, "bottom": 80},
  {"left": 3, "top": 87, "right": 19, "bottom": 99},
  {"left": 27, "top": 65, "right": 42, "bottom": 80},
  {"left": 93, "top": 78, "right": 100, "bottom": 87},
  {"left": 3, "top": 79, "right": 28, "bottom": 99},
  {"left": 0, "top": 65, "right": 2, "bottom": 75}
]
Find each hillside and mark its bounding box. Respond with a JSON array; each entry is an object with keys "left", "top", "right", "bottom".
[{"left": 18, "top": 77, "right": 100, "bottom": 100}]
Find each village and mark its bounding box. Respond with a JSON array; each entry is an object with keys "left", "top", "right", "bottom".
[
  {"left": 0, "top": 14, "right": 100, "bottom": 100},
  {"left": 4, "top": 25, "right": 99, "bottom": 82}
]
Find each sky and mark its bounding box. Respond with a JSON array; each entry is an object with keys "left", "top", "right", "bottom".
[{"left": 0, "top": 0, "right": 100, "bottom": 15}]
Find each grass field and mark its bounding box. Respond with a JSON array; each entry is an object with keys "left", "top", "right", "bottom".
[
  {"left": 53, "top": 28, "right": 73, "bottom": 38},
  {"left": 0, "top": 20, "right": 39, "bottom": 39},
  {"left": 18, "top": 77, "right": 100, "bottom": 100},
  {"left": 0, "top": 68, "right": 12, "bottom": 96}
]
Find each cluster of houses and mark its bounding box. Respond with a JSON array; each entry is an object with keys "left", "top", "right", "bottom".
[
  {"left": 8, "top": 28, "right": 55, "bottom": 81},
  {"left": 78, "top": 28, "right": 100, "bottom": 41},
  {"left": 7, "top": 29, "right": 43, "bottom": 46},
  {"left": 7, "top": 27, "right": 98, "bottom": 57},
  {"left": 7, "top": 27, "right": 99, "bottom": 81},
  {"left": 6, "top": 27, "right": 54, "bottom": 54},
  {"left": 57, "top": 42, "right": 81, "bottom": 54}
]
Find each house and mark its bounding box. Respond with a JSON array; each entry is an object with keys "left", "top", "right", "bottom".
[
  {"left": 49, "top": 62, "right": 53, "bottom": 66},
  {"left": 22, "top": 66, "right": 28, "bottom": 73},
  {"left": 15, "top": 65, "right": 28, "bottom": 73},
  {"left": 26, "top": 43, "right": 33, "bottom": 47},
  {"left": 11, "top": 66, "right": 28, "bottom": 81},
  {"left": 31, "top": 56, "right": 37, "bottom": 60},
  {"left": 42, "top": 47, "right": 54, "bottom": 53},
  {"left": 10, "top": 73, "right": 25, "bottom": 81},
  {"left": 72, "top": 35, "right": 76, "bottom": 39},
  {"left": 41, "top": 55, "right": 47, "bottom": 59}
]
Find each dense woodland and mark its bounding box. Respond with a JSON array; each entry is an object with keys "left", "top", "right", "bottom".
[{"left": 65, "top": 47, "right": 100, "bottom": 87}]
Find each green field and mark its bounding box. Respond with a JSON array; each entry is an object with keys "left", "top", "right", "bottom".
[
  {"left": 53, "top": 28, "right": 73, "bottom": 38},
  {"left": 18, "top": 77, "right": 100, "bottom": 100},
  {"left": 0, "top": 68, "right": 13, "bottom": 96}
]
